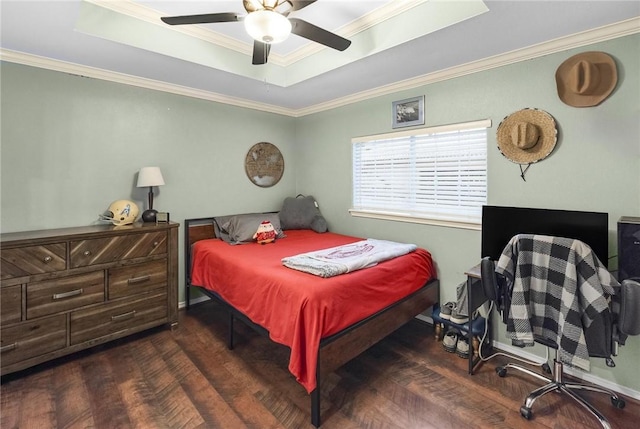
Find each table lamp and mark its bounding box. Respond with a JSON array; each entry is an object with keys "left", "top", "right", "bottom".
[{"left": 137, "top": 167, "right": 165, "bottom": 222}]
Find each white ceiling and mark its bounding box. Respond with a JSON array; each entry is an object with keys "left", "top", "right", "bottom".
[
  {"left": 69, "top": 0, "right": 491, "bottom": 88},
  {"left": 1, "top": 1, "right": 639, "bottom": 115}
]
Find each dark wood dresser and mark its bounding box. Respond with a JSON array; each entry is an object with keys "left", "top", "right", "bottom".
[{"left": 0, "top": 221, "right": 179, "bottom": 376}]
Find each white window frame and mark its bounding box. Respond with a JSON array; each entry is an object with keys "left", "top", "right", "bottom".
[{"left": 350, "top": 119, "right": 491, "bottom": 230}]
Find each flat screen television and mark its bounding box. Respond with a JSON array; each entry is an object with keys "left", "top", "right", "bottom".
[{"left": 481, "top": 205, "right": 609, "bottom": 268}]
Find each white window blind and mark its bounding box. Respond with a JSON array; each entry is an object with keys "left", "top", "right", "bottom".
[{"left": 351, "top": 119, "right": 490, "bottom": 228}]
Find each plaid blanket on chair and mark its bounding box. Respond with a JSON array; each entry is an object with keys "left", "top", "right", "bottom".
[{"left": 495, "top": 234, "right": 618, "bottom": 371}]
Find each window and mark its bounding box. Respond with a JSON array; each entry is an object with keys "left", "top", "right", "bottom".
[{"left": 351, "top": 119, "right": 490, "bottom": 229}]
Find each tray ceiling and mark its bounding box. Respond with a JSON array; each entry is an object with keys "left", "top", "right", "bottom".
[{"left": 1, "top": 1, "right": 639, "bottom": 114}]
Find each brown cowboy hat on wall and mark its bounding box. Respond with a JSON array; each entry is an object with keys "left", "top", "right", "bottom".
[{"left": 555, "top": 51, "right": 617, "bottom": 107}]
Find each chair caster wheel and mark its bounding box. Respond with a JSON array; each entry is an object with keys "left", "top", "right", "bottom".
[
  {"left": 496, "top": 367, "right": 507, "bottom": 377},
  {"left": 611, "top": 397, "right": 626, "bottom": 409},
  {"left": 520, "top": 406, "right": 533, "bottom": 420},
  {"left": 542, "top": 363, "right": 551, "bottom": 374}
]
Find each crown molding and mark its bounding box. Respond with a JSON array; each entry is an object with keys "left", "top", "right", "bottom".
[
  {"left": 1, "top": 17, "right": 638, "bottom": 118},
  {"left": 85, "top": 0, "right": 426, "bottom": 68},
  {"left": 281, "top": 0, "right": 428, "bottom": 66},
  {"left": 295, "top": 16, "right": 640, "bottom": 117},
  {"left": 85, "top": 0, "right": 259, "bottom": 62},
  {"left": 0, "top": 48, "right": 296, "bottom": 116}
]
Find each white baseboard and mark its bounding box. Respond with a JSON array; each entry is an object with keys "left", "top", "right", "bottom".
[
  {"left": 178, "top": 304, "right": 638, "bottom": 401},
  {"left": 491, "top": 340, "right": 640, "bottom": 401},
  {"left": 418, "top": 315, "right": 639, "bottom": 400},
  {"left": 178, "top": 295, "right": 210, "bottom": 309}
]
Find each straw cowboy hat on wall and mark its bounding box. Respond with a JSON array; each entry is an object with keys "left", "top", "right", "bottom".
[
  {"left": 496, "top": 108, "right": 558, "bottom": 181},
  {"left": 555, "top": 51, "right": 618, "bottom": 107}
]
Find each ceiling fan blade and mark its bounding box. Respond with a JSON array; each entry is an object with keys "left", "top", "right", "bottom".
[
  {"left": 289, "top": 18, "right": 351, "bottom": 51},
  {"left": 161, "top": 13, "right": 241, "bottom": 26},
  {"left": 252, "top": 41, "right": 271, "bottom": 65},
  {"left": 288, "top": 1, "right": 318, "bottom": 11}
]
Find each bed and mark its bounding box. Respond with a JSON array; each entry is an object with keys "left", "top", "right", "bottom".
[{"left": 184, "top": 214, "right": 439, "bottom": 427}]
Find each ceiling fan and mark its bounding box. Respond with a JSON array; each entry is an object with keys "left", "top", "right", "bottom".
[{"left": 160, "top": 0, "right": 352, "bottom": 65}]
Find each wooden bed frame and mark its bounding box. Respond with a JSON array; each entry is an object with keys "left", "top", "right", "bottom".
[{"left": 184, "top": 217, "right": 440, "bottom": 427}]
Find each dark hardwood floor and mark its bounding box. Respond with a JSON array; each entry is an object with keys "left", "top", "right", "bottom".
[{"left": 2, "top": 300, "right": 638, "bottom": 429}]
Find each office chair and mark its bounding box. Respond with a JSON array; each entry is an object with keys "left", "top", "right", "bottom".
[{"left": 480, "top": 256, "right": 640, "bottom": 429}]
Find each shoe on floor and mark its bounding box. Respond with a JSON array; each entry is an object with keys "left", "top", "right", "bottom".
[
  {"left": 456, "top": 336, "right": 470, "bottom": 358},
  {"left": 440, "top": 302, "right": 456, "bottom": 320},
  {"left": 450, "top": 309, "right": 469, "bottom": 324},
  {"left": 443, "top": 330, "right": 458, "bottom": 353}
]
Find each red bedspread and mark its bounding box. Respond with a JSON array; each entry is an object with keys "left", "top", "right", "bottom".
[{"left": 190, "top": 230, "right": 435, "bottom": 393}]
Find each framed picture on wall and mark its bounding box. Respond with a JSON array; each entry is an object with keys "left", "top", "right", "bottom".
[{"left": 392, "top": 95, "right": 425, "bottom": 128}]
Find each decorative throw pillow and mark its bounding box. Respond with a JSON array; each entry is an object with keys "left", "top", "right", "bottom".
[
  {"left": 213, "top": 215, "right": 234, "bottom": 242},
  {"left": 218, "top": 213, "right": 285, "bottom": 244},
  {"left": 279, "top": 195, "right": 328, "bottom": 233}
]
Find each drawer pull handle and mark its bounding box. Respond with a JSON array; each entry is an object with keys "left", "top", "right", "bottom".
[
  {"left": 111, "top": 311, "right": 136, "bottom": 322},
  {"left": 43, "top": 256, "right": 52, "bottom": 263},
  {"left": 53, "top": 288, "right": 84, "bottom": 300},
  {"left": 1, "top": 343, "right": 18, "bottom": 353},
  {"left": 83, "top": 250, "right": 91, "bottom": 256},
  {"left": 153, "top": 241, "right": 159, "bottom": 247},
  {"left": 128, "top": 275, "right": 151, "bottom": 285}
]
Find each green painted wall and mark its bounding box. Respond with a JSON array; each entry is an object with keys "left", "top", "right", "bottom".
[
  {"left": 0, "top": 62, "right": 297, "bottom": 303},
  {"left": 294, "top": 34, "right": 640, "bottom": 393},
  {"left": 1, "top": 34, "right": 638, "bottom": 393}
]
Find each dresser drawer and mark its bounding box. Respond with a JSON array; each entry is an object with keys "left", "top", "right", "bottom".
[
  {"left": 1, "top": 314, "right": 66, "bottom": 367},
  {"left": 1, "top": 285, "right": 22, "bottom": 325},
  {"left": 70, "top": 291, "right": 167, "bottom": 345},
  {"left": 109, "top": 259, "right": 167, "bottom": 300},
  {"left": 27, "top": 271, "right": 105, "bottom": 319},
  {"left": 69, "top": 232, "right": 167, "bottom": 268},
  {"left": 1, "top": 243, "right": 66, "bottom": 280},
  {"left": 0, "top": 222, "right": 178, "bottom": 376}
]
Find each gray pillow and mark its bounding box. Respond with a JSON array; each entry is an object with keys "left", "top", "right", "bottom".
[
  {"left": 217, "top": 213, "right": 285, "bottom": 244},
  {"left": 279, "top": 195, "right": 328, "bottom": 233},
  {"left": 213, "top": 215, "right": 234, "bottom": 242},
  {"left": 310, "top": 214, "right": 328, "bottom": 233}
]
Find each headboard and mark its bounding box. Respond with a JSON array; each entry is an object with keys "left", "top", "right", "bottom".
[
  {"left": 183, "top": 213, "right": 278, "bottom": 304},
  {"left": 184, "top": 217, "right": 218, "bottom": 294},
  {"left": 185, "top": 217, "right": 218, "bottom": 249}
]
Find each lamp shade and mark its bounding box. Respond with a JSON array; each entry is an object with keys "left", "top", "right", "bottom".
[
  {"left": 137, "top": 167, "right": 165, "bottom": 187},
  {"left": 244, "top": 9, "right": 291, "bottom": 44}
]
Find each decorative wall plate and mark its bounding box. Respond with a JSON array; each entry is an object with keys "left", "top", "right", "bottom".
[{"left": 244, "top": 142, "right": 284, "bottom": 187}]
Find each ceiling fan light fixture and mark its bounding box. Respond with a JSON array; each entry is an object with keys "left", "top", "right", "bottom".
[{"left": 244, "top": 9, "right": 292, "bottom": 44}]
